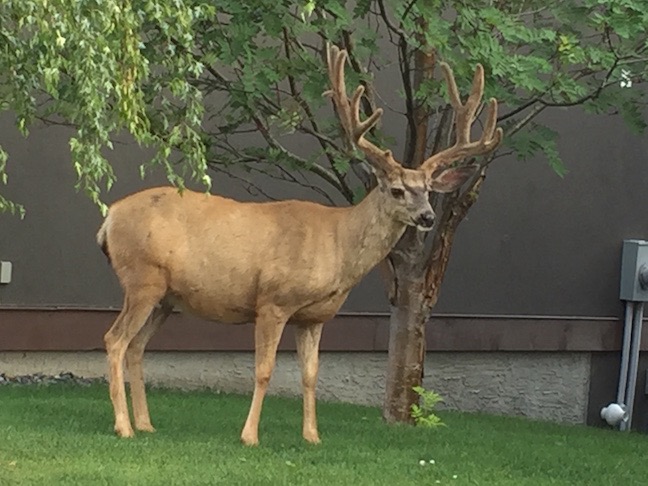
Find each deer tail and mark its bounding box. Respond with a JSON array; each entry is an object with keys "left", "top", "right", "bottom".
[{"left": 96, "top": 215, "right": 112, "bottom": 264}]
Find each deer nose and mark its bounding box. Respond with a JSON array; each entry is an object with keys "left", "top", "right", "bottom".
[{"left": 416, "top": 213, "right": 435, "bottom": 228}]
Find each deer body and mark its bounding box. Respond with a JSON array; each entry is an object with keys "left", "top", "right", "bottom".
[
  {"left": 97, "top": 46, "right": 502, "bottom": 446},
  {"left": 100, "top": 185, "right": 405, "bottom": 327}
]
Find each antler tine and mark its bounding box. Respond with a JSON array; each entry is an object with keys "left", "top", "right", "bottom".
[
  {"left": 466, "top": 64, "right": 485, "bottom": 113},
  {"left": 351, "top": 85, "right": 383, "bottom": 138},
  {"left": 324, "top": 44, "right": 399, "bottom": 173},
  {"left": 482, "top": 98, "right": 503, "bottom": 148},
  {"left": 441, "top": 62, "right": 462, "bottom": 110},
  {"left": 421, "top": 62, "right": 503, "bottom": 175}
]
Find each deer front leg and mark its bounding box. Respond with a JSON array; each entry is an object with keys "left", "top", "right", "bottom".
[
  {"left": 240, "top": 306, "right": 288, "bottom": 446},
  {"left": 295, "top": 322, "right": 324, "bottom": 444}
]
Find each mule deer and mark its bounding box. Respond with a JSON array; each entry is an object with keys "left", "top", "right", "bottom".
[{"left": 96, "top": 46, "right": 502, "bottom": 446}]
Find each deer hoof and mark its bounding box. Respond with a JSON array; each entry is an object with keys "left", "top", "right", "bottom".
[
  {"left": 136, "top": 423, "right": 156, "bottom": 433},
  {"left": 240, "top": 431, "right": 259, "bottom": 446},
  {"left": 114, "top": 425, "right": 135, "bottom": 438},
  {"left": 303, "top": 431, "right": 321, "bottom": 445},
  {"left": 241, "top": 436, "right": 259, "bottom": 447}
]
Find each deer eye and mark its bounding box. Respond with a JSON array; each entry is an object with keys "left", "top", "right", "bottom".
[{"left": 390, "top": 188, "right": 405, "bottom": 199}]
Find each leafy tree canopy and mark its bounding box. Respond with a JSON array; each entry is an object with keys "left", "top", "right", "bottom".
[
  {"left": 1, "top": 0, "right": 646, "bottom": 214},
  {"left": 0, "top": 0, "right": 213, "bottom": 215}
]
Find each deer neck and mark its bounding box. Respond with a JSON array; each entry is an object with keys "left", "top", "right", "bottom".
[{"left": 337, "top": 187, "right": 407, "bottom": 287}]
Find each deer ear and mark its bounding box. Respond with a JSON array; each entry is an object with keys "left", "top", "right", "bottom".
[{"left": 429, "top": 165, "right": 479, "bottom": 193}]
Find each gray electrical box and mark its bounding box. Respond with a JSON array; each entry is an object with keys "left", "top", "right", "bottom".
[
  {"left": 0, "top": 261, "right": 11, "bottom": 284},
  {"left": 620, "top": 240, "right": 648, "bottom": 301}
]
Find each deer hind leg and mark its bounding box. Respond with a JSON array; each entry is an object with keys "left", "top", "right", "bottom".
[
  {"left": 104, "top": 277, "right": 167, "bottom": 438},
  {"left": 295, "top": 322, "right": 324, "bottom": 444},
  {"left": 125, "top": 301, "right": 172, "bottom": 433},
  {"left": 240, "top": 306, "right": 288, "bottom": 446}
]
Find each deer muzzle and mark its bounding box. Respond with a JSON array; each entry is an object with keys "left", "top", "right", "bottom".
[{"left": 414, "top": 212, "right": 435, "bottom": 231}]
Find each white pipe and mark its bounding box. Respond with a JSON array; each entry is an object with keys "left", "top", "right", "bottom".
[
  {"left": 620, "top": 301, "right": 644, "bottom": 431},
  {"left": 617, "top": 300, "right": 635, "bottom": 405}
]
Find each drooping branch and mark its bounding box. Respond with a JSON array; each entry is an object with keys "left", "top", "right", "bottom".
[
  {"left": 282, "top": 27, "right": 355, "bottom": 203},
  {"left": 498, "top": 37, "right": 628, "bottom": 122},
  {"left": 207, "top": 140, "right": 338, "bottom": 204},
  {"left": 208, "top": 164, "right": 277, "bottom": 200},
  {"left": 200, "top": 60, "right": 347, "bottom": 197}
]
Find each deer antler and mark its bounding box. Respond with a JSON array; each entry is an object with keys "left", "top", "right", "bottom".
[
  {"left": 420, "top": 62, "right": 503, "bottom": 175},
  {"left": 324, "top": 45, "right": 401, "bottom": 174}
]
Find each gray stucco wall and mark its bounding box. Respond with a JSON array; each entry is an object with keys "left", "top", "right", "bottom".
[
  {"left": 424, "top": 352, "right": 590, "bottom": 424},
  {"left": 0, "top": 350, "right": 591, "bottom": 425}
]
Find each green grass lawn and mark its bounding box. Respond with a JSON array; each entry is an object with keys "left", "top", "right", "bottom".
[{"left": 0, "top": 383, "right": 646, "bottom": 485}]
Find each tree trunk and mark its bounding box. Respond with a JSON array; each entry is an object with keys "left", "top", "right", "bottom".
[
  {"left": 382, "top": 227, "right": 428, "bottom": 424},
  {"left": 382, "top": 176, "right": 485, "bottom": 423},
  {"left": 383, "top": 260, "right": 428, "bottom": 423}
]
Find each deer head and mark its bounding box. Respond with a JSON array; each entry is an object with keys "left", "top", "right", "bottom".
[{"left": 325, "top": 46, "right": 503, "bottom": 231}]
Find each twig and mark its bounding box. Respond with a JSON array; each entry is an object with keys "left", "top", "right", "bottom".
[{"left": 282, "top": 27, "right": 354, "bottom": 202}]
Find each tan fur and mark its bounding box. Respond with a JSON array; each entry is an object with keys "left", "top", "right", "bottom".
[{"left": 98, "top": 48, "right": 502, "bottom": 446}]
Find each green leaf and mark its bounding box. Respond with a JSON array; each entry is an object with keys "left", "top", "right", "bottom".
[
  {"left": 507, "top": 124, "right": 567, "bottom": 178},
  {"left": 332, "top": 153, "right": 350, "bottom": 175},
  {"left": 619, "top": 98, "right": 648, "bottom": 135}
]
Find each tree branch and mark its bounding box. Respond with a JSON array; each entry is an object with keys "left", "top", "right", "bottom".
[
  {"left": 208, "top": 164, "right": 277, "bottom": 200},
  {"left": 200, "top": 43, "right": 349, "bottom": 199},
  {"left": 375, "top": 0, "right": 405, "bottom": 36},
  {"left": 398, "top": 38, "right": 417, "bottom": 165},
  {"left": 506, "top": 103, "right": 547, "bottom": 137},
  {"left": 430, "top": 104, "right": 453, "bottom": 155},
  {"left": 376, "top": 0, "right": 416, "bottom": 166},
  {"left": 282, "top": 27, "right": 354, "bottom": 203},
  {"left": 208, "top": 143, "right": 338, "bottom": 205},
  {"left": 423, "top": 175, "right": 486, "bottom": 308},
  {"left": 409, "top": 16, "right": 436, "bottom": 168}
]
